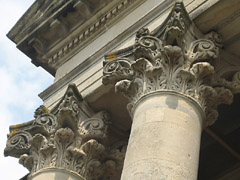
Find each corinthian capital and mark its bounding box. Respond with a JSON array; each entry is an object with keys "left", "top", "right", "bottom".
[
  {"left": 103, "top": 1, "right": 240, "bottom": 127},
  {"left": 4, "top": 84, "right": 126, "bottom": 180}
]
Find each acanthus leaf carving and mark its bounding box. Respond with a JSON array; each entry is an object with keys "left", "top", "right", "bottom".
[
  {"left": 212, "top": 71, "right": 240, "bottom": 94},
  {"left": 4, "top": 83, "right": 125, "bottom": 180},
  {"left": 19, "top": 154, "right": 33, "bottom": 171},
  {"left": 30, "top": 133, "right": 49, "bottom": 172},
  {"left": 102, "top": 141, "right": 128, "bottom": 180}
]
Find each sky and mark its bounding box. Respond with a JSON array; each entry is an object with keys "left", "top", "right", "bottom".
[{"left": 0, "top": 0, "right": 54, "bottom": 179}]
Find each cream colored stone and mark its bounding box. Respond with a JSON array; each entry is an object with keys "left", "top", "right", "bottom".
[
  {"left": 121, "top": 92, "right": 203, "bottom": 180},
  {"left": 5, "top": 0, "right": 240, "bottom": 179},
  {"left": 29, "top": 168, "right": 85, "bottom": 180}
]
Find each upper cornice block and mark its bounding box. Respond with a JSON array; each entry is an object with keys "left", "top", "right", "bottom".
[{"left": 7, "top": 0, "right": 135, "bottom": 76}]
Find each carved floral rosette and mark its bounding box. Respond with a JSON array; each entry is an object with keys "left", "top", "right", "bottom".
[
  {"left": 4, "top": 84, "right": 127, "bottom": 180},
  {"left": 103, "top": 1, "right": 240, "bottom": 127}
]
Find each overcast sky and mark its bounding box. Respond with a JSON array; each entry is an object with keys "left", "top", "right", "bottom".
[{"left": 0, "top": 1, "right": 54, "bottom": 179}]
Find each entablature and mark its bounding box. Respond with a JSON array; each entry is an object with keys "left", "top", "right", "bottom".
[{"left": 8, "top": 0, "right": 146, "bottom": 76}]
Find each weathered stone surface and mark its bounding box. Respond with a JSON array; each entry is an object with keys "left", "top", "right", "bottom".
[
  {"left": 102, "top": 1, "right": 240, "bottom": 180},
  {"left": 121, "top": 93, "right": 203, "bottom": 180},
  {"left": 4, "top": 84, "right": 127, "bottom": 180},
  {"left": 103, "top": 1, "right": 240, "bottom": 127},
  {"left": 5, "top": 0, "right": 240, "bottom": 179}
]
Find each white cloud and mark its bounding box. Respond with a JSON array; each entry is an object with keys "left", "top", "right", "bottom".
[{"left": 0, "top": 1, "right": 54, "bottom": 179}]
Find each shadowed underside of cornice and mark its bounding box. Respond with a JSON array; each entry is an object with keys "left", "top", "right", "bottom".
[{"left": 7, "top": 0, "right": 143, "bottom": 76}]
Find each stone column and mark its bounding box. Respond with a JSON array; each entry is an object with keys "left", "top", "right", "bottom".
[
  {"left": 102, "top": 2, "right": 240, "bottom": 179},
  {"left": 4, "top": 84, "right": 126, "bottom": 180},
  {"left": 121, "top": 92, "right": 203, "bottom": 179}
]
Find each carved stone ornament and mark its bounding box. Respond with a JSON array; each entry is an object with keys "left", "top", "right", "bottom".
[
  {"left": 4, "top": 84, "right": 127, "bottom": 180},
  {"left": 103, "top": 1, "right": 240, "bottom": 127}
]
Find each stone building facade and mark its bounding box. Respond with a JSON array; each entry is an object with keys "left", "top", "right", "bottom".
[{"left": 4, "top": 0, "right": 240, "bottom": 179}]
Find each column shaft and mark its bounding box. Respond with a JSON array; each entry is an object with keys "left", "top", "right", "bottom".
[
  {"left": 29, "top": 168, "right": 85, "bottom": 180},
  {"left": 121, "top": 92, "right": 203, "bottom": 180}
]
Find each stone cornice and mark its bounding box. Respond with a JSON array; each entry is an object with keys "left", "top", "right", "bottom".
[
  {"left": 7, "top": 0, "right": 146, "bottom": 76},
  {"left": 46, "top": 0, "right": 146, "bottom": 72}
]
